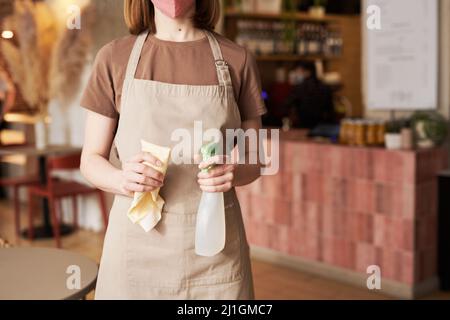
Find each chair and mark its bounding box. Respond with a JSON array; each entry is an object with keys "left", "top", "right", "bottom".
[
  {"left": 27, "top": 152, "right": 109, "bottom": 248},
  {"left": 0, "top": 175, "right": 40, "bottom": 240}
]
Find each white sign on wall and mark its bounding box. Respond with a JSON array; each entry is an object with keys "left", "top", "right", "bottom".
[{"left": 364, "top": 0, "right": 438, "bottom": 110}]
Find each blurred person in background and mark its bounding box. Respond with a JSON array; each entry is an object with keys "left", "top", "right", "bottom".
[{"left": 283, "top": 61, "right": 335, "bottom": 129}]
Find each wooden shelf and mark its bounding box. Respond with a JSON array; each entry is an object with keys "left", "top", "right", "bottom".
[
  {"left": 224, "top": 9, "right": 337, "bottom": 23},
  {"left": 255, "top": 54, "right": 339, "bottom": 62},
  {"left": 223, "top": 11, "right": 363, "bottom": 117}
]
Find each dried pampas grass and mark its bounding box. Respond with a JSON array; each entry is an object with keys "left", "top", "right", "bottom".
[
  {"left": 1, "top": 0, "right": 58, "bottom": 115},
  {"left": 2, "top": 2, "right": 38, "bottom": 112},
  {"left": 1, "top": 0, "right": 95, "bottom": 116},
  {"left": 33, "top": 1, "right": 58, "bottom": 110},
  {"left": 1, "top": 39, "right": 24, "bottom": 88},
  {"left": 49, "top": 3, "right": 96, "bottom": 106}
]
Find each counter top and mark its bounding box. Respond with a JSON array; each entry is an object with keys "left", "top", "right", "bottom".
[{"left": 264, "top": 128, "right": 448, "bottom": 155}]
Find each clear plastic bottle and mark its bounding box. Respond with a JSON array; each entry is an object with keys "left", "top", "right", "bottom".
[
  {"left": 195, "top": 191, "right": 226, "bottom": 257},
  {"left": 195, "top": 142, "right": 226, "bottom": 257}
]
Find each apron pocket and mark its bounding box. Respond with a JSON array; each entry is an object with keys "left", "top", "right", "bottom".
[
  {"left": 185, "top": 201, "right": 244, "bottom": 287},
  {"left": 125, "top": 198, "right": 245, "bottom": 289}
]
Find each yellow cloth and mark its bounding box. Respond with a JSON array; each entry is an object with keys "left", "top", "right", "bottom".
[{"left": 127, "top": 139, "right": 171, "bottom": 232}]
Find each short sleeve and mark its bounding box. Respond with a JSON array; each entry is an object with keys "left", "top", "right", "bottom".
[
  {"left": 80, "top": 43, "right": 119, "bottom": 119},
  {"left": 237, "top": 50, "right": 268, "bottom": 121}
]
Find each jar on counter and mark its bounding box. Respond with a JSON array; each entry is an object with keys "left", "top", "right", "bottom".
[
  {"left": 376, "top": 120, "right": 386, "bottom": 146},
  {"left": 346, "top": 119, "right": 356, "bottom": 145},
  {"left": 366, "top": 120, "right": 378, "bottom": 146},
  {"left": 355, "top": 120, "right": 366, "bottom": 146},
  {"left": 339, "top": 119, "right": 348, "bottom": 145}
]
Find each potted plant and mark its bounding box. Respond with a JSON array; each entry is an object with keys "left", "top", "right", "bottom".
[
  {"left": 384, "top": 119, "right": 403, "bottom": 150},
  {"left": 309, "top": 0, "right": 327, "bottom": 18},
  {"left": 411, "top": 111, "right": 449, "bottom": 149}
]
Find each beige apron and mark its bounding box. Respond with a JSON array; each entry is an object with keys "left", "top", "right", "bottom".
[{"left": 95, "top": 30, "right": 255, "bottom": 300}]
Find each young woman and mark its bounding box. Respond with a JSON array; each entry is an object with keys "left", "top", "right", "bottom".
[{"left": 80, "top": 0, "right": 267, "bottom": 299}]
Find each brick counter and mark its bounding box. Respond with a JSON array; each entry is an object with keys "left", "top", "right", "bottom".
[{"left": 236, "top": 139, "right": 448, "bottom": 298}]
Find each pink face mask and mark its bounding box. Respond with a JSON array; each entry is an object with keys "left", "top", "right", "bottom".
[{"left": 151, "top": 0, "right": 195, "bottom": 18}]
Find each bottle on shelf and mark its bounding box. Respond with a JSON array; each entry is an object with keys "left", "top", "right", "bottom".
[
  {"left": 295, "top": 23, "right": 343, "bottom": 58},
  {"left": 234, "top": 19, "right": 343, "bottom": 59}
]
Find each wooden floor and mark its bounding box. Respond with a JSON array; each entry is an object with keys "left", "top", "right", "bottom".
[{"left": 1, "top": 199, "right": 449, "bottom": 300}]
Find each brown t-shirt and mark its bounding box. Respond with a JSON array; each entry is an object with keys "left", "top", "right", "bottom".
[{"left": 80, "top": 31, "right": 267, "bottom": 121}]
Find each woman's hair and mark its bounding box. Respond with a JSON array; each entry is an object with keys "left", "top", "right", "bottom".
[{"left": 124, "top": 0, "right": 221, "bottom": 35}]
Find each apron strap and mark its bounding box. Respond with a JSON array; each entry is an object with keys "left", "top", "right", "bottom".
[
  {"left": 121, "top": 31, "right": 149, "bottom": 110},
  {"left": 204, "top": 31, "right": 233, "bottom": 88}
]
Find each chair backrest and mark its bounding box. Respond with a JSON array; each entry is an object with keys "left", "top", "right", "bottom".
[
  {"left": 46, "top": 152, "right": 82, "bottom": 172},
  {"left": 37, "top": 152, "right": 82, "bottom": 190}
]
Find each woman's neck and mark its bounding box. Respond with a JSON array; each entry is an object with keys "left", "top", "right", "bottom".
[{"left": 153, "top": 7, "right": 204, "bottom": 42}]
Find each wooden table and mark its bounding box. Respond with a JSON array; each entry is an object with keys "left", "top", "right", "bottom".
[
  {"left": 0, "top": 248, "right": 98, "bottom": 300},
  {"left": 0, "top": 144, "right": 82, "bottom": 239},
  {"left": 0, "top": 144, "right": 82, "bottom": 157}
]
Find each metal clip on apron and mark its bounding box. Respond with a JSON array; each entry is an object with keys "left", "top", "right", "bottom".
[{"left": 95, "top": 30, "right": 255, "bottom": 299}]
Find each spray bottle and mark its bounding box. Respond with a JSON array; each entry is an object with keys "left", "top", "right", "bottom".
[{"left": 195, "top": 142, "right": 226, "bottom": 257}]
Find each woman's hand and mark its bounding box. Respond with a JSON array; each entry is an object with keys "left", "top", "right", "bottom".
[
  {"left": 197, "top": 155, "right": 236, "bottom": 193},
  {"left": 118, "top": 152, "right": 165, "bottom": 197}
]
